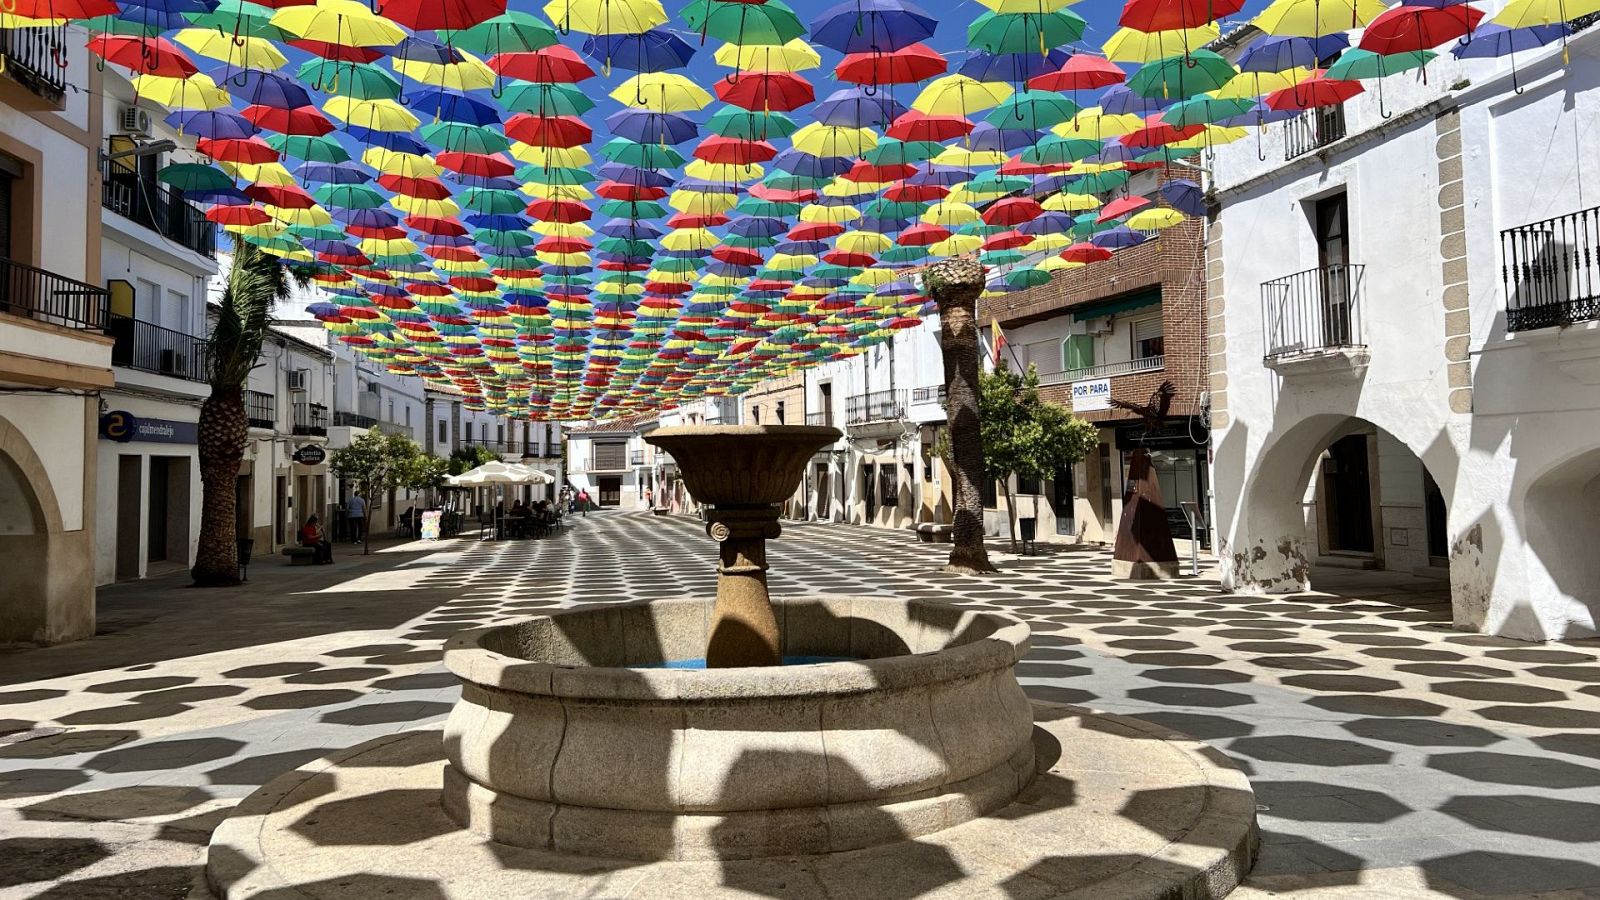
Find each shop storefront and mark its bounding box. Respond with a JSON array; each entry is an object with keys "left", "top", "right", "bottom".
[{"left": 1115, "top": 420, "right": 1209, "bottom": 549}]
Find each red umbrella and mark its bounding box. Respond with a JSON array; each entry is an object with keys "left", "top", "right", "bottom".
[
  {"left": 982, "top": 231, "right": 1031, "bottom": 251},
  {"left": 347, "top": 225, "right": 407, "bottom": 240},
  {"left": 822, "top": 251, "right": 877, "bottom": 267},
  {"left": 884, "top": 183, "right": 947, "bottom": 202},
  {"left": 897, "top": 223, "right": 951, "bottom": 245},
  {"left": 1028, "top": 54, "right": 1125, "bottom": 92},
  {"left": 504, "top": 114, "right": 591, "bottom": 147},
  {"left": 87, "top": 35, "right": 197, "bottom": 77},
  {"left": 408, "top": 281, "right": 457, "bottom": 295},
  {"left": 247, "top": 0, "right": 315, "bottom": 7},
  {"left": 1096, "top": 195, "right": 1152, "bottom": 223},
  {"left": 488, "top": 46, "right": 595, "bottom": 83},
  {"left": 844, "top": 160, "right": 915, "bottom": 182},
  {"left": 287, "top": 40, "right": 384, "bottom": 63},
  {"left": 714, "top": 71, "right": 814, "bottom": 112},
  {"left": 205, "top": 204, "right": 269, "bottom": 226},
  {"left": 1360, "top": 4, "right": 1484, "bottom": 54},
  {"left": 1266, "top": 71, "right": 1364, "bottom": 111},
  {"left": 998, "top": 159, "right": 1065, "bottom": 176},
  {"left": 535, "top": 237, "right": 591, "bottom": 253},
  {"left": 8, "top": 0, "right": 115, "bottom": 18},
  {"left": 1119, "top": 115, "right": 1205, "bottom": 148},
  {"left": 596, "top": 182, "right": 666, "bottom": 201},
  {"left": 435, "top": 152, "right": 513, "bottom": 178},
  {"left": 198, "top": 137, "right": 279, "bottom": 164},
  {"left": 378, "top": 174, "right": 451, "bottom": 200},
  {"left": 526, "top": 198, "right": 592, "bottom": 222},
  {"left": 1061, "top": 243, "right": 1113, "bottom": 264},
  {"left": 982, "top": 197, "right": 1043, "bottom": 226},
  {"left": 241, "top": 104, "right": 334, "bottom": 136},
  {"left": 666, "top": 213, "right": 728, "bottom": 228},
  {"left": 789, "top": 222, "right": 845, "bottom": 241},
  {"left": 712, "top": 246, "right": 764, "bottom": 266},
  {"left": 694, "top": 136, "right": 777, "bottom": 164},
  {"left": 748, "top": 183, "right": 814, "bottom": 203},
  {"left": 1119, "top": 0, "right": 1245, "bottom": 32},
  {"left": 835, "top": 43, "right": 946, "bottom": 84},
  {"left": 374, "top": 0, "right": 504, "bottom": 31},
  {"left": 405, "top": 216, "right": 467, "bottom": 237},
  {"left": 887, "top": 111, "right": 973, "bottom": 143}
]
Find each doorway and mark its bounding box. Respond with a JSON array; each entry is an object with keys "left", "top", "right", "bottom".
[
  {"left": 1321, "top": 434, "right": 1375, "bottom": 554},
  {"left": 235, "top": 471, "right": 253, "bottom": 539},
  {"left": 814, "top": 462, "right": 830, "bottom": 520},
  {"left": 862, "top": 466, "right": 876, "bottom": 521},
  {"left": 1424, "top": 469, "right": 1448, "bottom": 562},
  {"left": 274, "top": 475, "right": 287, "bottom": 547},
  {"left": 1053, "top": 464, "right": 1076, "bottom": 536},
  {"left": 116, "top": 456, "right": 141, "bottom": 579},
  {"left": 1314, "top": 192, "right": 1354, "bottom": 346},
  {"left": 597, "top": 476, "right": 621, "bottom": 506}
]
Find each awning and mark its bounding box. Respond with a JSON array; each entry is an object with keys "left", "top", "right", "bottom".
[{"left": 1071, "top": 287, "right": 1162, "bottom": 322}]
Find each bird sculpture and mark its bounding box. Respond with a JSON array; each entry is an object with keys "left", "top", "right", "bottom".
[{"left": 1109, "top": 379, "right": 1177, "bottom": 441}]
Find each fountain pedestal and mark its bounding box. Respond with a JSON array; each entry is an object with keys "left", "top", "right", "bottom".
[{"left": 703, "top": 506, "right": 782, "bottom": 666}]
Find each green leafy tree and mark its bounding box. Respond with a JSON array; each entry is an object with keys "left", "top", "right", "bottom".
[
  {"left": 448, "top": 444, "right": 497, "bottom": 475},
  {"left": 404, "top": 454, "right": 450, "bottom": 500},
  {"left": 330, "top": 429, "right": 424, "bottom": 555}
]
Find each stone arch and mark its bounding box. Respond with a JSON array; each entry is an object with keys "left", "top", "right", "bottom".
[
  {"left": 0, "top": 413, "right": 62, "bottom": 535},
  {"left": 1223, "top": 410, "right": 1460, "bottom": 613},
  {"left": 1517, "top": 447, "right": 1600, "bottom": 639}
]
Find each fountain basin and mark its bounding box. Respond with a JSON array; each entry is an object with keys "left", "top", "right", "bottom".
[{"left": 442, "top": 595, "right": 1035, "bottom": 861}]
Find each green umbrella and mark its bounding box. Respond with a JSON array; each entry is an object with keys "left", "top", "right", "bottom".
[
  {"left": 967, "top": 173, "right": 1031, "bottom": 195},
  {"left": 1128, "top": 51, "right": 1238, "bottom": 101},
  {"left": 1007, "top": 268, "right": 1053, "bottom": 289},
  {"left": 879, "top": 246, "right": 930, "bottom": 264},
  {"left": 967, "top": 10, "right": 1086, "bottom": 54},
  {"left": 986, "top": 89, "right": 1080, "bottom": 130},
  {"left": 705, "top": 108, "right": 798, "bottom": 140},
  {"left": 652, "top": 258, "right": 700, "bottom": 274},
  {"left": 762, "top": 173, "right": 827, "bottom": 192},
  {"left": 84, "top": 14, "right": 163, "bottom": 35},
  {"left": 157, "top": 162, "right": 233, "bottom": 192},
  {"left": 459, "top": 188, "right": 525, "bottom": 215},
  {"left": 599, "top": 138, "right": 684, "bottom": 169},
  {"left": 724, "top": 234, "right": 778, "bottom": 249},
  {"left": 314, "top": 184, "right": 386, "bottom": 209},
  {"left": 1161, "top": 95, "right": 1255, "bottom": 127},
  {"left": 498, "top": 81, "right": 594, "bottom": 116},
  {"left": 598, "top": 238, "right": 654, "bottom": 257},
  {"left": 682, "top": 0, "right": 805, "bottom": 46},
  {"left": 1069, "top": 171, "right": 1131, "bottom": 194},
  {"left": 1020, "top": 134, "right": 1102, "bottom": 165},
  {"left": 473, "top": 228, "right": 536, "bottom": 248},
  {"left": 297, "top": 60, "right": 400, "bottom": 100},
  {"left": 731, "top": 197, "right": 802, "bottom": 217},
  {"left": 437, "top": 10, "right": 557, "bottom": 55},
  {"left": 286, "top": 224, "right": 347, "bottom": 241},
  {"left": 515, "top": 165, "right": 595, "bottom": 186},
  {"left": 861, "top": 198, "right": 927, "bottom": 220},
  {"left": 598, "top": 199, "right": 667, "bottom": 218},
  {"left": 1134, "top": 145, "right": 1204, "bottom": 164},
  {"left": 1324, "top": 48, "right": 1435, "bottom": 81},
  {"left": 184, "top": 0, "right": 289, "bottom": 38},
  {"left": 422, "top": 122, "right": 510, "bottom": 154},
  {"left": 980, "top": 250, "right": 1025, "bottom": 267},
  {"left": 266, "top": 133, "right": 350, "bottom": 163},
  {"left": 863, "top": 139, "right": 942, "bottom": 166}
]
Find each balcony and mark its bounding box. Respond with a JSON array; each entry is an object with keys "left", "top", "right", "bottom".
[
  {"left": 911, "top": 384, "right": 947, "bottom": 404},
  {"left": 1040, "top": 356, "right": 1165, "bottom": 387},
  {"left": 0, "top": 25, "right": 69, "bottom": 105},
  {"left": 102, "top": 172, "right": 216, "bottom": 259},
  {"left": 1285, "top": 106, "right": 1346, "bottom": 161},
  {"left": 332, "top": 410, "right": 379, "bottom": 429},
  {"left": 460, "top": 438, "right": 520, "bottom": 456},
  {"left": 106, "top": 314, "right": 208, "bottom": 382},
  {"left": 846, "top": 389, "right": 908, "bottom": 425},
  {"left": 292, "top": 402, "right": 328, "bottom": 437},
  {"left": 246, "top": 391, "right": 275, "bottom": 430},
  {"left": 630, "top": 449, "right": 644, "bottom": 466},
  {"left": 1261, "top": 263, "right": 1368, "bottom": 375},
  {"left": 0, "top": 256, "right": 108, "bottom": 331},
  {"left": 1502, "top": 204, "right": 1600, "bottom": 332},
  {"left": 805, "top": 411, "right": 832, "bottom": 426}
]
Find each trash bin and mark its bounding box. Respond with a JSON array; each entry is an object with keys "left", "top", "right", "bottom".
[
  {"left": 236, "top": 537, "right": 254, "bottom": 582},
  {"left": 1018, "top": 518, "right": 1037, "bottom": 556}
]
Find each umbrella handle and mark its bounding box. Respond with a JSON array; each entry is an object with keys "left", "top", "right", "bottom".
[{"left": 1379, "top": 78, "right": 1391, "bottom": 119}]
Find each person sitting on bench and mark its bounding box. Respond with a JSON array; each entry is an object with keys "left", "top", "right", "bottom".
[{"left": 299, "top": 515, "right": 333, "bottom": 565}]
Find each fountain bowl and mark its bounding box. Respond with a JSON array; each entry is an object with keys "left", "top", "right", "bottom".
[
  {"left": 644, "top": 424, "right": 840, "bottom": 507},
  {"left": 441, "top": 595, "right": 1035, "bottom": 861}
]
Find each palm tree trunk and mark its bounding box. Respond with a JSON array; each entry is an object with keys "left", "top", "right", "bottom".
[
  {"left": 193, "top": 386, "right": 247, "bottom": 587},
  {"left": 928, "top": 258, "right": 997, "bottom": 575}
]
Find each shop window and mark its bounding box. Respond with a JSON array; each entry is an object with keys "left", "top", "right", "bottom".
[{"left": 1133, "top": 316, "right": 1164, "bottom": 359}]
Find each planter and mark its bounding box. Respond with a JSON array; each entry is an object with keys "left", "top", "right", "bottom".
[{"left": 442, "top": 595, "right": 1035, "bottom": 861}]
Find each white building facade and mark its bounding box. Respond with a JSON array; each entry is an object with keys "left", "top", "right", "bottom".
[{"left": 1210, "top": 26, "right": 1600, "bottom": 639}]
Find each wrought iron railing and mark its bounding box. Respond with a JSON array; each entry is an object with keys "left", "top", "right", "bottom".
[
  {"left": 333, "top": 410, "right": 379, "bottom": 429},
  {"left": 101, "top": 172, "right": 216, "bottom": 258},
  {"left": 1039, "top": 356, "right": 1165, "bottom": 386},
  {"left": 845, "top": 389, "right": 908, "bottom": 424},
  {"left": 0, "top": 256, "right": 108, "bottom": 330},
  {"left": 911, "top": 384, "right": 948, "bottom": 404},
  {"left": 1261, "top": 264, "right": 1366, "bottom": 360},
  {"left": 630, "top": 450, "right": 644, "bottom": 466},
  {"left": 245, "top": 391, "right": 275, "bottom": 429},
  {"left": 806, "top": 411, "right": 832, "bottom": 426},
  {"left": 460, "top": 437, "right": 520, "bottom": 455},
  {"left": 106, "top": 314, "right": 208, "bottom": 382},
  {"left": 1502, "top": 204, "right": 1600, "bottom": 331},
  {"left": 1285, "top": 106, "right": 1347, "bottom": 160},
  {"left": 0, "top": 25, "right": 69, "bottom": 101},
  {"left": 292, "top": 402, "right": 328, "bottom": 436}
]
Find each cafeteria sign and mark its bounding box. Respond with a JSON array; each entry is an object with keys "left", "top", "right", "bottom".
[
  {"left": 1070, "top": 378, "right": 1112, "bottom": 413},
  {"left": 292, "top": 445, "right": 326, "bottom": 465}
]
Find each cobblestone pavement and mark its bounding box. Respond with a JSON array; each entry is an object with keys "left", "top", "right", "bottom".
[{"left": 2, "top": 511, "right": 1599, "bottom": 898}]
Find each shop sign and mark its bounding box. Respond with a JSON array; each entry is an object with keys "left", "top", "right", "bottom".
[
  {"left": 1070, "top": 378, "right": 1112, "bottom": 412},
  {"left": 99, "top": 411, "right": 198, "bottom": 444},
  {"left": 292, "top": 445, "right": 327, "bottom": 465}
]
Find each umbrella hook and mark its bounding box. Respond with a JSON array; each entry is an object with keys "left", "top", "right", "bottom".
[
  {"left": 1257, "top": 124, "right": 1267, "bottom": 162},
  {"left": 1379, "top": 79, "right": 1391, "bottom": 119}
]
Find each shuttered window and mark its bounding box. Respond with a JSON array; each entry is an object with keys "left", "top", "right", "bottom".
[
  {"left": 593, "top": 442, "right": 627, "bottom": 470},
  {"left": 1133, "top": 316, "right": 1164, "bottom": 359}
]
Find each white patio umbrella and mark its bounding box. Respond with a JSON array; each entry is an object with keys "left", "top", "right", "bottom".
[{"left": 444, "top": 461, "right": 555, "bottom": 487}]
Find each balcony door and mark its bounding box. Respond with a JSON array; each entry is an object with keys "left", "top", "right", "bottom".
[{"left": 1315, "top": 193, "right": 1353, "bottom": 347}]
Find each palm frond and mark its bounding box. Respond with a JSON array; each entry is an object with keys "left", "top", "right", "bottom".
[{"left": 207, "top": 238, "right": 296, "bottom": 388}]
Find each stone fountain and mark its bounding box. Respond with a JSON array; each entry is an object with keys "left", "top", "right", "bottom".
[{"left": 204, "top": 426, "right": 1260, "bottom": 898}]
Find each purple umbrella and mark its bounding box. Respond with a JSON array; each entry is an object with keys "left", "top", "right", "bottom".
[{"left": 1160, "top": 179, "right": 1205, "bottom": 217}]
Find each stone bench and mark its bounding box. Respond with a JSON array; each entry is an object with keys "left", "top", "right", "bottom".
[
  {"left": 282, "top": 547, "right": 317, "bottom": 566},
  {"left": 916, "top": 523, "right": 954, "bottom": 543}
]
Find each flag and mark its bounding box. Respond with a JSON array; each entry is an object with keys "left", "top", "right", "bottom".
[{"left": 991, "top": 317, "right": 1007, "bottom": 364}]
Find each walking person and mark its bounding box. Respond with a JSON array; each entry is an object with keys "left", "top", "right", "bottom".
[
  {"left": 578, "top": 488, "right": 591, "bottom": 516},
  {"left": 300, "top": 515, "right": 333, "bottom": 565},
  {"left": 347, "top": 493, "right": 366, "bottom": 544}
]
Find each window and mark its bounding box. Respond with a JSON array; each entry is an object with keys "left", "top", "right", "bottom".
[
  {"left": 465, "top": 422, "right": 473, "bottom": 442},
  {"left": 388, "top": 399, "right": 395, "bottom": 422},
  {"left": 438, "top": 421, "right": 447, "bottom": 443},
  {"left": 405, "top": 406, "right": 411, "bottom": 426},
  {"left": 776, "top": 401, "right": 785, "bottom": 424},
  {"left": 982, "top": 477, "right": 998, "bottom": 509},
  {"left": 752, "top": 406, "right": 760, "bottom": 424},
  {"left": 1132, "top": 317, "right": 1164, "bottom": 359},
  {"left": 497, "top": 424, "right": 504, "bottom": 444},
  {"left": 862, "top": 466, "right": 876, "bottom": 513},
  {"left": 903, "top": 462, "right": 915, "bottom": 494},
  {"left": 879, "top": 463, "right": 899, "bottom": 507},
  {"left": 1025, "top": 339, "right": 1063, "bottom": 375},
  {"left": 1063, "top": 334, "right": 1095, "bottom": 372},
  {"left": 593, "top": 442, "right": 627, "bottom": 470},
  {"left": 1017, "top": 475, "right": 1042, "bottom": 495}
]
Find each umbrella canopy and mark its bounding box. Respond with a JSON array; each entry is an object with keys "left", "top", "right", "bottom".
[{"left": 445, "top": 461, "right": 557, "bottom": 486}]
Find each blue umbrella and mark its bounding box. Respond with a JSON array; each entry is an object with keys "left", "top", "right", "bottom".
[
  {"left": 445, "top": 173, "right": 522, "bottom": 192},
  {"left": 597, "top": 220, "right": 663, "bottom": 239},
  {"left": 812, "top": 88, "right": 906, "bottom": 128},
  {"left": 810, "top": 0, "right": 938, "bottom": 53},
  {"left": 295, "top": 162, "right": 372, "bottom": 185},
  {"left": 966, "top": 123, "right": 1043, "bottom": 153},
  {"left": 165, "top": 109, "right": 255, "bottom": 140},
  {"left": 958, "top": 49, "right": 1070, "bottom": 84},
  {"left": 1215, "top": 100, "right": 1299, "bottom": 128},
  {"left": 772, "top": 150, "right": 853, "bottom": 178},
  {"left": 211, "top": 67, "right": 313, "bottom": 109},
  {"left": 1091, "top": 226, "right": 1145, "bottom": 249},
  {"left": 406, "top": 90, "right": 501, "bottom": 126},
  {"left": 728, "top": 216, "right": 787, "bottom": 237},
  {"left": 121, "top": 0, "right": 218, "bottom": 14},
  {"left": 581, "top": 29, "right": 694, "bottom": 72},
  {"left": 604, "top": 109, "right": 698, "bottom": 145},
  {"left": 391, "top": 36, "right": 460, "bottom": 65},
  {"left": 1238, "top": 34, "right": 1349, "bottom": 73},
  {"left": 109, "top": 3, "right": 192, "bottom": 27},
  {"left": 1100, "top": 84, "right": 1175, "bottom": 115},
  {"left": 466, "top": 214, "right": 529, "bottom": 231},
  {"left": 1017, "top": 211, "right": 1074, "bottom": 235},
  {"left": 774, "top": 240, "right": 828, "bottom": 254},
  {"left": 595, "top": 163, "right": 673, "bottom": 187},
  {"left": 344, "top": 127, "right": 430, "bottom": 156},
  {"left": 332, "top": 208, "right": 399, "bottom": 229},
  {"left": 1160, "top": 179, "right": 1205, "bottom": 217},
  {"left": 1452, "top": 23, "right": 1570, "bottom": 58}
]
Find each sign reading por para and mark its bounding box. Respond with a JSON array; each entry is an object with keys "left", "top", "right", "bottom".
[{"left": 1070, "top": 378, "right": 1112, "bottom": 413}]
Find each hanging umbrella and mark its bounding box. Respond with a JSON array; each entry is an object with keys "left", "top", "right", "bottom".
[
  {"left": 1160, "top": 178, "right": 1205, "bottom": 216},
  {"left": 1120, "top": 0, "right": 1245, "bottom": 31},
  {"left": 438, "top": 10, "right": 558, "bottom": 54},
  {"left": 714, "top": 39, "right": 820, "bottom": 73},
  {"left": 809, "top": 0, "right": 938, "bottom": 54},
  {"left": 1161, "top": 95, "right": 1256, "bottom": 126},
  {"left": 1029, "top": 54, "right": 1125, "bottom": 92},
  {"left": 715, "top": 71, "right": 815, "bottom": 112},
  {"left": 1453, "top": 22, "right": 1569, "bottom": 57},
  {"left": 912, "top": 74, "right": 1014, "bottom": 115},
  {"left": 1253, "top": 0, "right": 1389, "bottom": 36},
  {"left": 270, "top": 0, "right": 406, "bottom": 47},
  {"left": 986, "top": 90, "right": 1079, "bottom": 130},
  {"left": 1362, "top": 4, "right": 1484, "bottom": 54},
  {"left": 1238, "top": 34, "right": 1350, "bottom": 72},
  {"left": 544, "top": 0, "right": 667, "bottom": 34},
  {"left": 1266, "top": 70, "right": 1365, "bottom": 109},
  {"left": 582, "top": 29, "right": 694, "bottom": 72},
  {"left": 1492, "top": 0, "right": 1600, "bottom": 29},
  {"left": 88, "top": 35, "right": 198, "bottom": 77},
  {"left": 132, "top": 73, "right": 231, "bottom": 109},
  {"left": 5, "top": 0, "right": 116, "bottom": 19},
  {"left": 1128, "top": 50, "right": 1238, "bottom": 100},
  {"left": 174, "top": 28, "right": 289, "bottom": 68},
  {"left": 1325, "top": 48, "right": 1436, "bottom": 80},
  {"left": 681, "top": 0, "right": 806, "bottom": 46},
  {"left": 611, "top": 72, "right": 712, "bottom": 112},
  {"left": 297, "top": 59, "right": 400, "bottom": 99},
  {"left": 835, "top": 42, "right": 946, "bottom": 84},
  {"left": 1103, "top": 24, "right": 1220, "bottom": 62},
  {"left": 968, "top": 10, "right": 1087, "bottom": 54},
  {"left": 378, "top": 0, "right": 503, "bottom": 31}
]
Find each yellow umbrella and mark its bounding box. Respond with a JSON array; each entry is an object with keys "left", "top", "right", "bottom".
[
  {"left": 1252, "top": 0, "right": 1387, "bottom": 36},
  {"left": 698, "top": 274, "right": 745, "bottom": 288},
  {"left": 825, "top": 178, "right": 888, "bottom": 197},
  {"left": 224, "top": 161, "right": 295, "bottom": 184},
  {"left": 766, "top": 253, "right": 818, "bottom": 270},
  {"left": 595, "top": 281, "right": 644, "bottom": 296},
  {"left": 1127, "top": 209, "right": 1188, "bottom": 230},
  {"left": 1211, "top": 69, "right": 1310, "bottom": 99},
  {"left": 1103, "top": 25, "right": 1220, "bottom": 62},
  {"left": 362, "top": 148, "right": 440, "bottom": 177},
  {"left": 132, "top": 73, "right": 229, "bottom": 109},
  {"left": 852, "top": 268, "right": 897, "bottom": 286},
  {"left": 532, "top": 220, "right": 594, "bottom": 237},
  {"left": 269, "top": 205, "right": 332, "bottom": 227},
  {"left": 225, "top": 222, "right": 286, "bottom": 239},
  {"left": 544, "top": 0, "right": 666, "bottom": 34},
  {"left": 324, "top": 96, "right": 419, "bottom": 131},
  {"left": 1168, "top": 125, "right": 1247, "bottom": 149},
  {"left": 660, "top": 228, "right": 718, "bottom": 251},
  {"left": 791, "top": 123, "right": 877, "bottom": 157},
  {"left": 977, "top": 0, "right": 1077, "bottom": 9},
  {"left": 912, "top": 74, "right": 1013, "bottom": 115},
  {"left": 799, "top": 204, "right": 859, "bottom": 224},
  {"left": 1493, "top": 0, "right": 1600, "bottom": 27},
  {"left": 359, "top": 237, "right": 420, "bottom": 255},
  {"left": 1026, "top": 233, "right": 1074, "bottom": 252},
  {"left": 522, "top": 183, "right": 594, "bottom": 201},
  {"left": 390, "top": 195, "right": 461, "bottom": 217},
  {"left": 270, "top": 0, "right": 406, "bottom": 47},
  {"left": 0, "top": 12, "right": 64, "bottom": 27},
  {"left": 923, "top": 201, "right": 980, "bottom": 226},
  {"left": 933, "top": 146, "right": 1007, "bottom": 169},
  {"left": 836, "top": 231, "right": 891, "bottom": 254},
  {"left": 611, "top": 72, "right": 712, "bottom": 112},
  {"left": 511, "top": 144, "right": 593, "bottom": 167},
  {"left": 174, "top": 28, "right": 287, "bottom": 69},
  {"left": 713, "top": 39, "right": 821, "bottom": 72},
  {"left": 1054, "top": 106, "right": 1142, "bottom": 138},
  {"left": 668, "top": 190, "right": 737, "bottom": 216},
  {"left": 392, "top": 51, "right": 496, "bottom": 91},
  {"left": 683, "top": 159, "right": 763, "bottom": 182}
]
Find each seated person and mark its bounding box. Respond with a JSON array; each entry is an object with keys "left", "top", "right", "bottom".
[{"left": 299, "top": 515, "right": 333, "bottom": 565}]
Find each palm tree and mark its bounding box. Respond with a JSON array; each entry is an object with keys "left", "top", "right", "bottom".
[
  {"left": 191, "top": 240, "right": 302, "bottom": 587},
  {"left": 925, "top": 256, "right": 997, "bottom": 575}
]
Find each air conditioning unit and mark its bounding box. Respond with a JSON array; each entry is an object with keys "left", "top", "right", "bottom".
[
  {"left": 286, "top": 369, "right": 309, "bottom": 392},
  {"left": 158, "top": 349, "right": 186, "bottom": 375},
  {"left": 119, "top": 106, "right": 153, "bottom": 137},
  {"left": 1087, "top": 317, "right": 1115, "bottom": 336}
]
